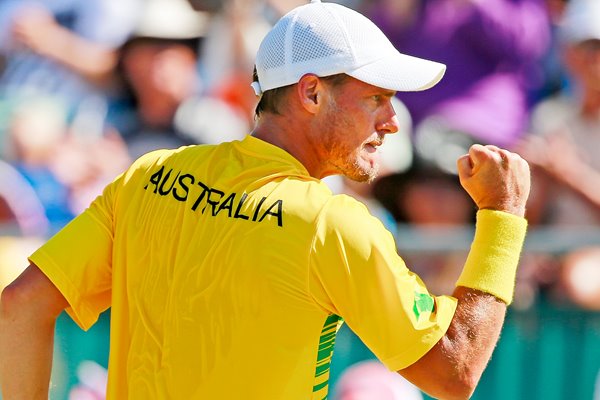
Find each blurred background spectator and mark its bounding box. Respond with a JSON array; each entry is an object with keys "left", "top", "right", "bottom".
[
  {"left": 188, "top": 0, "right": 270, "bottom": 125},
  {"left": 522, "top": 0, "right": 600, "bottom": 227},
  {"left": 0, "top": 158, "right": 48, "bottom": 236},
  {"left": 536, "top": 0, "right": 570, "bottom": 98},
  {"left": 2, "top": 94, "right": 131, "bottom": 234},
  {"left": 116, "top": 0, "right": 206, "bottom": 159},
  {"left": 0, "top": 0, "right": 140, "bottom": 238},
  {"left": 68, "top": 361, "right": 108, "bottom": 400},
  {"left": 0, "top": 235, "right": 43, "bottom": 290},
  {"left": 0, "top": 0, "right": 143, "bottom": 149},
  {"left": 184, "top": 0, "right": 309, "bottom": 141},
  {"left": 5, "top": 98, "right": 74, "bottom": 230},
  {"left": 518, "top": 0, "right": 600, "bottom": 311},
  {"left": 333, "top": 360, "right": 423, "bottom": 400},
  {"left": 364, "top": 0, "right": 551, "bottom": 174}
]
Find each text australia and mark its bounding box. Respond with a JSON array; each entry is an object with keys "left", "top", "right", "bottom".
[{"left": 144, "top": 165, "right": 284, "bottom": 227}]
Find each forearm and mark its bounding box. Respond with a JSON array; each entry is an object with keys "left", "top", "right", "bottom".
[
  {"left": 401, "top": 287, "right": 506, "bottom": 400},
  {"left": 0, "top": 265, "right": 67, "bottom": 399},
  {"left": 0, "top": 301, "right": 57, "bottom": 399},
  {"left": 40, "top": 25, "right": 117, "bottom": 85},
  {"left": 442, "top": 286, "right": 506, "bottom": 385},
  {"left": 556, "top": 165, "right": 600, "bottom": 213},
  {"left": 401, "top": 206, "right": 527, "bottom": 399}
]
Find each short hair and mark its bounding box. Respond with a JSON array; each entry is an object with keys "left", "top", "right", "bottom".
[{"left": 253, "top": 67, "right": 349, "bottom": 118}]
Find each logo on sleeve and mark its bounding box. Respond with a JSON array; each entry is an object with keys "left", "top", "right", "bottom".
[{"left": 413, "top": 292, "right": 434, "bottom": 320}]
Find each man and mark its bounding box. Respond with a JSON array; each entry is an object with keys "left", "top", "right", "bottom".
[{"left": 0, "top": 1, "right": 530, "bottom": 399}]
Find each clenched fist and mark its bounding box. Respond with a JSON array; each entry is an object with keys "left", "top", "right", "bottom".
[{"left": 457, "top": 144, "right": 530, "bottom": 217}]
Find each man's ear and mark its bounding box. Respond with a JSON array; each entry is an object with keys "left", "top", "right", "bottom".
[{"left": 296, "top": 74, "right": 325, "bottom": 114}]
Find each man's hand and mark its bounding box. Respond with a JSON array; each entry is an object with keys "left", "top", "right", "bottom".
[
  {"left": 518, "top": 132, "right": 588, "bottom": 186},
  {"left": 9, "top": 4, "right": 117, "bottom": 85},
  {"left": 10, "top": 6, "right": 61, "bottom": 57},
  {"left": 457, "top": 144, "right": 531, "bottom": 217}
]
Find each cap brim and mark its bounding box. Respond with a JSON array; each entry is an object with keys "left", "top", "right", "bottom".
[{"left": 347, "top": 52, "right": 446, "bottom": 92}]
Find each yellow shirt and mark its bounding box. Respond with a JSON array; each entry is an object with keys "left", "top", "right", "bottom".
[{"left": 30, "top": 135, "right": 457, "bottom": 399}]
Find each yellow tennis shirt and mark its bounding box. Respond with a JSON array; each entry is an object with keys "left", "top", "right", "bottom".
[{"left": 30, "top": 135, "right": 457, "bottom": 399}]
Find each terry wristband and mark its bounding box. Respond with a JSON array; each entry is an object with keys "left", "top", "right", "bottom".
[{"left": 455, "top": 209, "right": 528, "bottom": 305}]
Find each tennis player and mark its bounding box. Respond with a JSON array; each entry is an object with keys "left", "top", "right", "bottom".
[{"left": 0, "top": 1, "right": 530, "bottom": 399}]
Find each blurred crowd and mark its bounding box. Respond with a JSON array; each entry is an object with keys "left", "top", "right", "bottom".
[{"left": 0, "top": 0, "right": 600, "bottom": 397}]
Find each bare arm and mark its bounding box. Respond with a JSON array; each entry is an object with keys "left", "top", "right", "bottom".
[
  {"left": 519, "top": 133, "right": 600, "bottom": 218},
  {"left": 399, "top": 144, "right": 530, "bottom": 399},
  {"left": 0, "top": 263, "right": 68, "bottom": 399},
  {"left": 11, "top": 7, "right": 117, "bottom": 86},
  {"left": 400, "top": 287, "right": 506, "bottom": 399}
]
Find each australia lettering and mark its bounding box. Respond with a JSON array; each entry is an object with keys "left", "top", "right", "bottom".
[{"left": 144, "top": 166, "right": 283, "bottom": 227}]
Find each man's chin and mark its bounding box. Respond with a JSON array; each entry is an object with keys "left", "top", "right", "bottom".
[{"left": 347, "top": 164, "right": 379, "bottom": 184}]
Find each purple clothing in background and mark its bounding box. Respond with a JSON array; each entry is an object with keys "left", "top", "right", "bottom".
[{"left": 370, "top": 0, "right": 551, "bottom": 146}]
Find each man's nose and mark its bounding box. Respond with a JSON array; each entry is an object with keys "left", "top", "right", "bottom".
[{"left": 377, "top": 106, "right": 399, "bottom": 135}]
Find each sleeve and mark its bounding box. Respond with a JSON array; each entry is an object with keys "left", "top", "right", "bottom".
[
  {"left": 307, "top": 195, "right": 457, "bottom": 371},
  {"left": 28, "top": 173, "right": 122, "bottom": 331},
  {"left": 28, "top": 149, "right": 173, "bottom": 330}
]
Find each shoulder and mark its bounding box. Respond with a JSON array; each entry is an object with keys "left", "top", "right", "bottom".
[
  {"left": 124, "top": 144, "right": 218, "bottom": 176},
  {"left": 315, "top": 194, "right": 392, "bottom": 245},
  {"left": 322, "top": 193, "right": 371, "bottom": 216}
]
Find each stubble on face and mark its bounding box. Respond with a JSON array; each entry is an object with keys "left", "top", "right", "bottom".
[{"left": 321, "top": 93, "right": 380, "bottom": 183}]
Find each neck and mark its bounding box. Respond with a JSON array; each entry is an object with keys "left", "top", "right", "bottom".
[{"left": 252, "top": 113, "right": 328, "bottom": 179}]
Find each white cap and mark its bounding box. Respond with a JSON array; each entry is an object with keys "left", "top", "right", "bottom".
[
  {"left": 559, "top": 0, "right": 600, "bottom": 44},
  {"left": 252, "top": 0, "right": 445, "bottom": 96}
]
